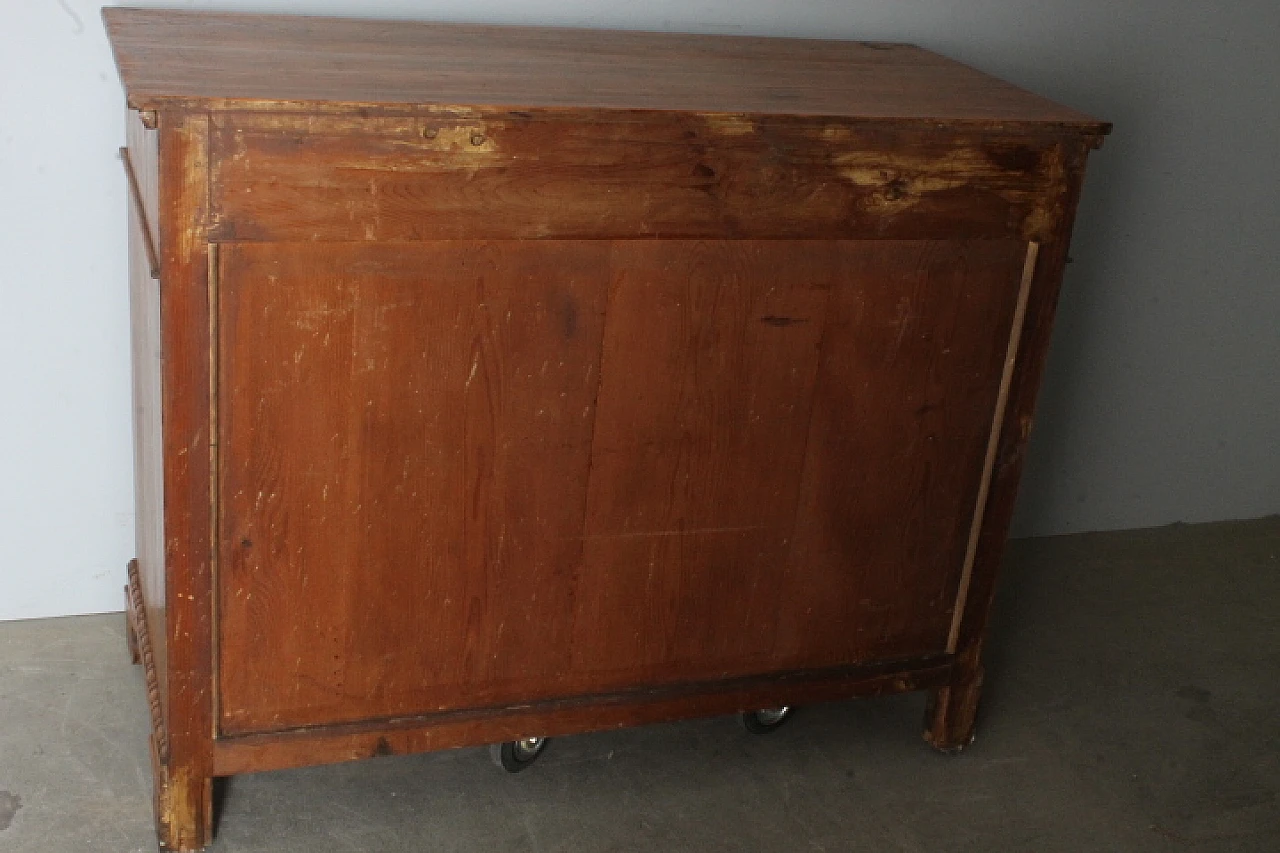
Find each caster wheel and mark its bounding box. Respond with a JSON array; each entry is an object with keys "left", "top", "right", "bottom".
[
  {"left": 493, "top": 736, "right": 549, "bottom": 772},
  {"left": 741, "top": 707, "right": 792, "bottom": 734}
]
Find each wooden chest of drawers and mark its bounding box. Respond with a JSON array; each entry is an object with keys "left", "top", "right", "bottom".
[{"left": 105, "top": 8, "right": 1108, "bottom": 849}]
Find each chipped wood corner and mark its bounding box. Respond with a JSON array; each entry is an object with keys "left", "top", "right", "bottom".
[
  {"left": 139, "top": 109, "right": 159, "bottom": 129},
  {"left": 152, "top": 761, "right": 212, "bottom": 852}
]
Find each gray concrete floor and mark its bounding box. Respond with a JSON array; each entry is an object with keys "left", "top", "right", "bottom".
[{"left": 2, "top": 517, "right": 1277, "bottom": 852}]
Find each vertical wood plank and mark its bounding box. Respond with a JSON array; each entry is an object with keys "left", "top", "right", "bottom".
[
  {"left": 217, "top": 241, "right": 609, "bottom": 733},
  {"left": 774, "top": 240, "right": 1029, "bottom": 669},
  {"left": 157, "top": 109, "right": 214, "bottom": 849},
  {"left": 571, "top": 242, "right": 835, "bottom": 685}
]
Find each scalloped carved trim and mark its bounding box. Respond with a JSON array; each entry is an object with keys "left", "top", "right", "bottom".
[{"left": 127, "top": 559, "right": 170, "bottom": 763}]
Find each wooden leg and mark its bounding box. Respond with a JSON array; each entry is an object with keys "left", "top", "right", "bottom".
[
  {"left": 125, "top": 585, "right": 142, "bottom": 665},
  {"left": 923, "top": 666, "right": 984, "bottom": 753},
  {"left": 153, "top": 759, "right": 214, "bottom": 852}
]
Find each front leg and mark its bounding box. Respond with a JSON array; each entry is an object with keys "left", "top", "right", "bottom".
[
  {"left": 923, "top": 666, "right": 984, "bottom": 753},
  {"left": 154, "top": 762, "right": 213, "bottom": 851}
]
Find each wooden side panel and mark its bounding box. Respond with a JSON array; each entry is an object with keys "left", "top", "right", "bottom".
[
  {"left": 773, "top": 240, "right": 1030, "bottom": 668},
  {"left": 210, "top": 113, "right": 1074, "bottom": 243},
  {"left": 952, "top": 142, "right": 1095, "bottom": 660},
  {"left": 217, "top": 241, "right": 609, "bottom": 734},
  {"left": 570, "top": 242, "right": 835, "bottom": 685},
  {"left": 125, "top": 115, "right": 166, "bottom": 701}
]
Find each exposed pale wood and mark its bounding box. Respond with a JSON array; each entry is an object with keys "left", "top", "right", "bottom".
[
  {"left": 947, "top": 242, "right": 1040, "bottom": 652},
  {"left": 210, "top": 113, "right": 1075, "bottom": 243},
  {"left": 102, "top": 8, "right": 1108, "bottom": 134}
]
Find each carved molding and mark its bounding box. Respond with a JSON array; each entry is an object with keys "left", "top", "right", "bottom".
[{"left": 127, "top": 559, "right": 171, "bottom": 763}]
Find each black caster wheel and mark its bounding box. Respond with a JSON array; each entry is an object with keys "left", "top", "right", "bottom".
[
  {"left": 492, "top": 736, "right": 549, "bottom": 772},
  {"left": 741, "top": 707, "right": 792, "bottom": 734}
]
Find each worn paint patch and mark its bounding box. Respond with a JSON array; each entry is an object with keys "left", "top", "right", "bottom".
[
  {"left": 428, "top": 125, "right": 498, "bottom": 152},
  {"left": 701, "top": 113, "right": 755, "bottom": 136},
  {"left": 0, "top": 790, "right": 22, "bottom": 831},
  {"left": 834, "top": 144, "right": 1056, "bottom": 223},
  {"left": 836, "top": 148, "right": 988, "bottom": 199}
]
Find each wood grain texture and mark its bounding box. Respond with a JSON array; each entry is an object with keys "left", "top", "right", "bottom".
[
  {"left": 102, "top": 8, "right": 1108, "bottom": 133},
  {"left": 950, "top": 140, "right": 1095, "bottom": 660},
  {"left": 156, "top": 112, "right": 214, "bottom": 851},
  {"left": 210, "top": 112, "right": 1077, "bottom": 243},
  {"left": 773, "top": 240, "right": 1030, "bottom": 669},
  {"left": 107, "top": 13, "right": 1107, "bottom": 848},
  {"left": 571, "top": 242, "right": 836, "bottom": 686},
  {"left": 946, "top": 243, "right": 1039, "bottom": 652},
  {"left": 212, "top": 654, "right": 954, "bottom": 776},
  {"left": 217, "top": 241, "right": 610, "bottom": 734},
  {"left": 217, "top": 239, "right": 1031, "bottom": 736}
]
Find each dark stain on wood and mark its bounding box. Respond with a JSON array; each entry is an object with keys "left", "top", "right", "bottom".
[{"left": 760, "top": 315, "right": 809, "bottom": 327}]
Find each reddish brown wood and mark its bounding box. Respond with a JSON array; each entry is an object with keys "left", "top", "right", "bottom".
[
  {"left": 952, "top": 142, "right": 1094, "bottom": 659},
  {"left": 924, "top": 663, "right": 985, "bottom": 752},
  {"left": 774, "top": 240, "right": 1031, "bottom": 669},
  {"left": 569, "top": 242, "right": 833, "bottom": 684},
  {"left": 920, "top": 140, "right": 1096, "bottom": 748},
  {"left": 216, "top": 241, "right": 609, "bottom": 733},
  {"left": 102, "top": 8, "right": 1108, "bottom": 133},
  {"left": 213, "top": 654, "right": 955, "bottom": 776},
  {"left": 106, "top": 9, "right": 1106, "bottom": 851},
  {"left": 154, "top": 112, "right": 215, "bottom": 851}
]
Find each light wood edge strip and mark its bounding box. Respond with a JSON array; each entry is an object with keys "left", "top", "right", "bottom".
[
  {"left": 213, "top": 656, "right": 954, "bottom": 775},
  {"left": 120, "top": 147, "right": 160, "bottom": 279},
  {"left": 946, "top": 241, "right": 1040, "bottom": 652},
  {"left": 207, "top": 242, "right": 221, "bottom": 741},
  {"left": 127, "top": 559, "right": 171, "bottom": 762}
]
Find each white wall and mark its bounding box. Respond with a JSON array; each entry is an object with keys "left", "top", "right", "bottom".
[{"left": 2, "top": 1, "right": 1276, "bottom": 621}]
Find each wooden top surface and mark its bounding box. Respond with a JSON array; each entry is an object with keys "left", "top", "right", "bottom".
[{"left": 103, "top": 7, "right": 1108, "bottom": 133}]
